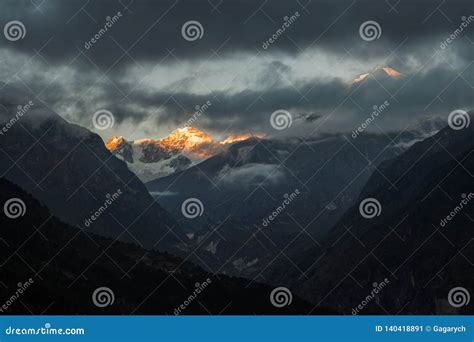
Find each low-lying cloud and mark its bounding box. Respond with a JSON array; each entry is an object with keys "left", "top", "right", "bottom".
[{"left": 217, "top": 163, "right": 286, "bottom": 187}]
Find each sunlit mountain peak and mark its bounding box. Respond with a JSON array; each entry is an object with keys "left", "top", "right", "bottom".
[
  {"left": 105, "top": 127, "right": 265, "bottom": 162},
  {"left": 161, "top": 127, "right": 214, "bottom": 152},
  {"left": 352, "top": 66, "right": 402, "bottom": 84},
  {"left": 105, "top": 136, "right": 126, "bottom": 151},
  {"left": 378, "top": 66, "right": 402, "bottom": 78},
  {"left": 220, "top": 132, "right": 266, "bottom": 145},
  {"left": 353, "top": 73, "right": 370, "bottom": 84},
  {"left": 105, "top": 127, "right": 264, "bottom": 164},
  {"left": 106, "top": 127, "right": 265, "bottom": 155}
]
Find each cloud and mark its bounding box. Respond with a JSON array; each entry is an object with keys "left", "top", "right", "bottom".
[
  {"left": 3, "top": 0, "right": 473, "bottom": 65},
  {"left": 149, "top": 191, "right": 178, "bottom": 197},
  {"left": 297, "top": 113, "right": 322, "bottom": 122},
  {"left": 0, "top": 0, "right": 473, "bottom": 139},
  {"left": 217, "top": 163, "right": 285, "bottom": 187}
]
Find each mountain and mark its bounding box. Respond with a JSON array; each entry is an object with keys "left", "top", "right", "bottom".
[
  {"left": 106, "top": 127, "right": 264, "bottom": 182},
  {"left": 146, "top": 117, "right": 447, "bottom": 279},
  {"left": 147, "top": 131, "right": 417, "bottom": 277},
  {"left": 352, "top": 66, "right": 402, "bottom": 85},
  {"left": 0, "top": 105, "right": 186, "bottom": 250},
  {"left": 0, "top": 177, "right": 317, "bottom": 314},
  {"left": 275, "top": 113, "right": 474, "bottom": 314}
]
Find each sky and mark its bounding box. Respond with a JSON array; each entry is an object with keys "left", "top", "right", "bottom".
[{"left": 1, "top": 0, "right": 473, "bottom": 141}]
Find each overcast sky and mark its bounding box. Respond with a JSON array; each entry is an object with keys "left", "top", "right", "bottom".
[{"left": 1, "top": 0, "right": 473, "bottom": 140}]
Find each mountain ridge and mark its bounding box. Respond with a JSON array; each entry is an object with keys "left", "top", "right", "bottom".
[
  {"left": 272, "top": 114, "right": 474, "bottom": 314},
  {"left": 0, "top": 177, "right": 318, "bottom": 314},
  {"left": 0, "top": 105, "right": 186, "bottom": 251},
  {"left": 106, "top": 127, "right": 265, "bottom": 182}
]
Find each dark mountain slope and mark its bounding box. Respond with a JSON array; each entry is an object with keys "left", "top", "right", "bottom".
[
  {"left": 0, "top": 178, "right": 316, "bottom": 314},
  {"left": 147, "top": 127, "right": 441, "bottom": 278},
  {"left": 0, "top": 105, "right": 186, "bottom": 250},
  {"left": 278, "top": 116, "right": 474, "bottom": 314}
]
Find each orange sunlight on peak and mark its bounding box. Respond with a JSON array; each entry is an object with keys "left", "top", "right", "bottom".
[
  {"left": 220, "top": 133, "right": 265, "bottom": 145},
  {"left": 381, "top": 67, "right": 402, "bottom": 78},
  {"left": 105, "top": 127, "right": 264, "bottom": 159}
]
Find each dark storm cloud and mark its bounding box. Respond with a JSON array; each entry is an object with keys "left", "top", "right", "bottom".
[
  {"left": 106, "top": 76, "right": 348, "bottom": 128},
  {"left": 2, "top": 0, "right": 473, "bottom": 69},
  {"left": 1, "top": 0, "right": 473, "bottom": 137},
  {"left": 93, "top": 59, "right": 474, "bottom": 134}
]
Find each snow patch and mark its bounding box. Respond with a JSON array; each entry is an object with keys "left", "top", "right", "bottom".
[{"left": 205, "top": 240, "right": 219, "bottom": 255}]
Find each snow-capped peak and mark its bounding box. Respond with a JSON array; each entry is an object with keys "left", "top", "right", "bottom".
[
  {"left": 352, "top": 66, "right": 402, "bottom": 84},
  {"left": 105, "top": 127, "right": 264, "bottom": 182}
]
